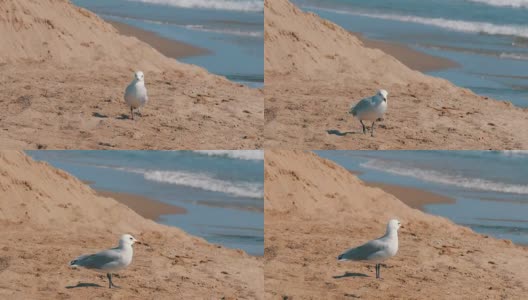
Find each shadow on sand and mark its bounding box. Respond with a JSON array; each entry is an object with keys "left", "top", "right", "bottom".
[
  {"left": 333, "top": 272, "right": 369, "bottom": 279},
  {"left": 66, "top": 282, "right": 103, "bottom": 289},
  {"left": 326, "top": 129, "right": 361, "bottom": 136}
]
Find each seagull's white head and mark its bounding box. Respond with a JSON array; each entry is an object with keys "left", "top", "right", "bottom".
[
  {"left": 377, "top": 89, "right": 388, "bottom": 102},
  {"left": 387, "top": 219, "right": 401, "bottom": 233},
  {"left": 119, "top": 234, "right": 138, "bottom": 247},
  {"left": 134, "top": 71, "right": 145, "bottom": 82}
]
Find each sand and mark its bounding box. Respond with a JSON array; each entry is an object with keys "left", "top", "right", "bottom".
[
  {"left": 0, "top": 151, "right": 263, "bottom": 299},
  {"left": 95, "top": 190, "right": 186, "bottom": 221},
  {"left": 264, "top": 150, "right": 528, "bottom": 299},
  {"left": 0, "top": 0, "right": 263, "bottom": 150},
  {"left": 264, "top": 0, "right": 528, "bottom": 150}
]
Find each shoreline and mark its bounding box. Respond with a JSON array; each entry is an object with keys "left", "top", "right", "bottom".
[
  {"left": 353, "top": 32, "right": 460, "bottom": 72},
  {"left": 365, "top": 181, "right": 455, "bottom": 210},
  {"left": 96, "top": 189, "right": 187, "bottom": 221},
  {"left": 108, "top": 20, "right": 211, "bottom": 59},
  {"left": 347, "top": 170, "right": 455, "bottom": 211}
]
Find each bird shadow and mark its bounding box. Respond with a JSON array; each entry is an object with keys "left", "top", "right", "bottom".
[
  {"left": 65, "top": 282, "right": 103, "bottom": 289},
  {"left": 117, "top": 114, "right": 130, "bottom": 120},
  {"left": 333, "top": 272, "right": 369, "bottom": 279},
  {"left": 92, "top": 112, "right": 108, "bottom": 118},
  {"left": 326, "top": 129, "right": 360, "bottom": 136}
]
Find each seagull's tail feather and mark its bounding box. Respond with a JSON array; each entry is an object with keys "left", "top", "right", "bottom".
[{"left": 337, "top": 253, "right": 348, "bottom": 261}]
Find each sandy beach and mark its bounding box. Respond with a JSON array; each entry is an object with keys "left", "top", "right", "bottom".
[
  {"left": 0, "top": 0, "right": 263, "bottom": 150},
  {"left": 264, "top": 0, "right": 528, "bottom": 150},
  {"left": 0, "top": 151, "right": 263, "bottom": 299},
  {"left": 264, "top": 150, "right": 528, "bottom": 299}
]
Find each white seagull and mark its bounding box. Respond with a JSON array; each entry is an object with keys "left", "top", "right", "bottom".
[
  {"left": 124, "top": 71, "right": 148, "bottom": 120},
  {"left": 349, "top": 89, "right": 388, "bottom": 136},
  {"left": 338, "top": 219, "right": 401, "bottom": 279},
  {"left": 70, "top": 234, "right": 139, "bottom": 288}
]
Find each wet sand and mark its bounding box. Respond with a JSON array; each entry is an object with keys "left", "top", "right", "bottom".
[
  {"left": 365, "top": 181, "right": 455, "bottom": 210},
  {"left": 96, "top": 190, "right": 186, "bottom": 221},
  {"left": 108, "top": 20, "right": 210, "bottom": 59},
  {"left": 355, "top": 33, "right": 460, "bottom": 72}
]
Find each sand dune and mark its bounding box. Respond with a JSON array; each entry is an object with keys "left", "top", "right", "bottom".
[
  {"left": 0, "top": 0, "right": 263, "bottom": 149},
  {"left": 264, "top": 150, "right": 528, "bottom": 299},
  {"left": 264, "top": 0, "right": 528, "bottom": 149},
  {"left": 0, "top": 151, "right": 263, "bottom": 299}
]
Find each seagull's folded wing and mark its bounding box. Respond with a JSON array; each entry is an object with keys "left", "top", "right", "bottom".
[
  {"left": 73, "top": 249, "right": 121, "bottom": 269},
  {"left": 339, "top": 239, "right": 387, "bottom": 261},
  {"left": 351, "top": 96, "right": 375, "bottom": 114}
]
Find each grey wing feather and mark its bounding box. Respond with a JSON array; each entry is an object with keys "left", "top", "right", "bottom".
[
  {"left": 70, "top": 249, "right": 120, "bottom": 269},
  {"left": 350, "top": 96, "right": 374, "bottom": 116},
  {"left": 338, "top": 239, "right": 386, "bottom": 261}
]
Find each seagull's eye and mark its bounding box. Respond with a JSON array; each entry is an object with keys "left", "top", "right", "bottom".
[{"left": 129, "top": 237, "right": 133, "bottom": 240}]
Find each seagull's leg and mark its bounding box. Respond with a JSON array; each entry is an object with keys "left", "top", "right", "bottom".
[
  {"left": 371, "top": 121, "right": 376, "bottom": 137},
  {"left": 107, "top": 273, "right": 120, "bottom": 289},
  {"left": 107, "top": 273, "right": 112, "bottom": 288},
  {"left": 130, "top": 107, "right": 134, "bottom": 120},
  {"left": 375, "top": 264, "right": 380, "bottom": 279},
  {"left": 360, "top": 120, "right": 366, "bottom": 134}
]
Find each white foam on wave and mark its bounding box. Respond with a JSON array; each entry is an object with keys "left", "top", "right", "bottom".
[
  {"left": 193, "top": 150, "right": 264, "bottom": 161},
  {"left": 127, "top": 0, "right": 263, "bottom": 12},
  {"left": 499, "top": 52, "right": 528, "bottom": 60},
  {"left": 361, "top": 159, "right": 528, "bottom": 195},
  {"left": 143, "top": 170, "right": 263, "bottom": 198},
  {"left": 98, "top": 166, "right": 263, "bottom": 198},
  {"left": 467, "top": 0, "right": 528, "bottom": 8},
  {"left": 307, "top": 6, "right": 528, "bottom": 38},
  {"left": 183, "top": 25, "right": 263, "bottom": 37},
  {"left": 499, "top": 150, "right": 528, "bottom": 157}
]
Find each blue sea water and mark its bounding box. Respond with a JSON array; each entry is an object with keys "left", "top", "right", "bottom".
[
  {"left": 294, "top": 0, "right": 528, "bottom": 107},
  {"left": 72, "top": 0, "right": 264, "bottom": 87},
  {"left": 26, "top": 150, "right": 264, "bottom": 256},
  {"left": 317, "top": 150, "right": 528, "bottom": 245}
]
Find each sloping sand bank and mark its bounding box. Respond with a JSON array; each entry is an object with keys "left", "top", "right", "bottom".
[
  {"left": 0, "top": 0, "right": 262, "bottom": 149},
  {"left": 0, "top": 151, "right": 263, "bottom": 299},
  {"left": 264, "top": 0, "right": 528, "bottom": 149},
  {"left": 264, "top": 150, "right": 528, "bottom": 299}
]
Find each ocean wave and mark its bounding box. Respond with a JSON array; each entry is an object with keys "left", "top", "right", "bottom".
[
  {"left": 498, "top": 150, "right": 528, "bottom": 157},
  {"left": 467, "top": 0, "right": 528, "bottom": 8},
  {"left": 183, "top": 24, "right": 263, "bottom": 37},
  {"left": 499, "top": 52, "right": 528, "bottom": 60},
  {"left": 143, "top": 170, "right": 263, "bottom": 198},
  {"left": 361, "top": 159, "right": 528, "bottom": 195},
  {"left": 127, "top": 0, "right": 263, "bottom": 12},
  {"left": 192, "top": 150, "right": 264, "bottom": 161},
  {"left": 308, "top": 6, "right": 528, "bottom": 38},
  {"left": 98, "top": 166, "right": 263, "bottom": 198}
]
